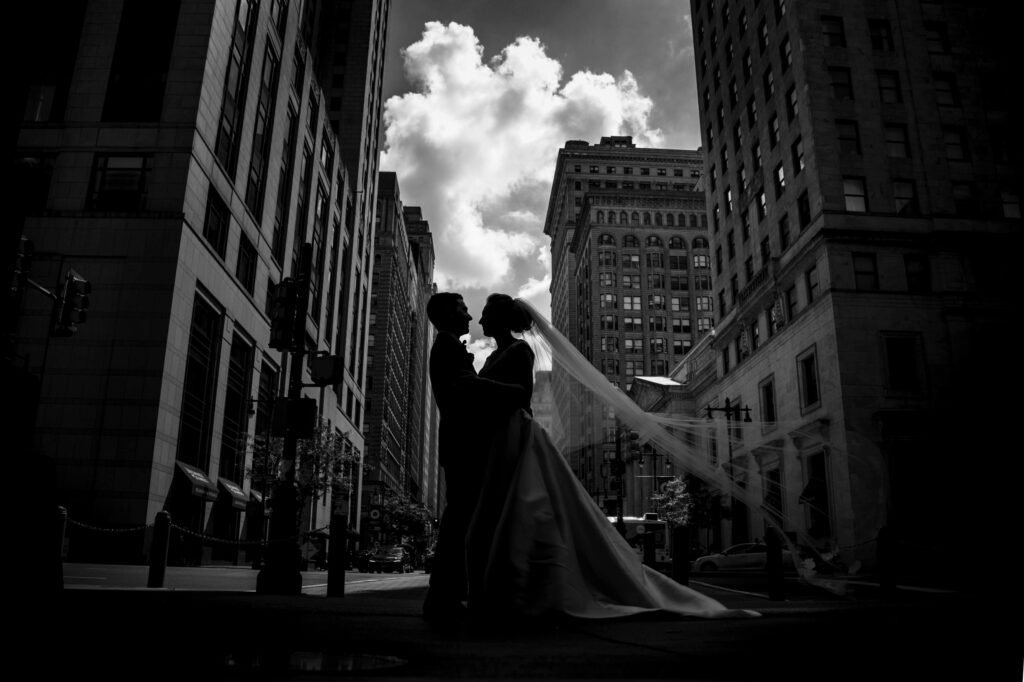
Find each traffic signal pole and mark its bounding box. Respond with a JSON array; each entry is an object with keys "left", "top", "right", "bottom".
[{"left": 257, "top": 243, "right": 313, "bottom": 595}]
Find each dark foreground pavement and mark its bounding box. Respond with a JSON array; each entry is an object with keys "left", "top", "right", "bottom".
[{"left": 36, "top": 581, "right": 1020, "bottom": 681}]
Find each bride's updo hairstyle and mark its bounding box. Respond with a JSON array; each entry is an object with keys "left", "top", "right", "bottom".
[{"left": 485, "top": 293, "right": 533, "bottom": 333}]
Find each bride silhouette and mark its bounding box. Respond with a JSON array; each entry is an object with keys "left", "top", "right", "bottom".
[{"left": 465, "top": 294, "right": 759, "bottom": 621}]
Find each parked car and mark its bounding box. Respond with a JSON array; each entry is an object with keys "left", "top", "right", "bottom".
[
  {"left": 353, "top": 549, "right": 374, "bottom": 572},
  {"left": 367, "top": 546, "right": 413, "bottom": 573},
  {"left": 690, "top": 542, "right": 793, "bottom": 572}
]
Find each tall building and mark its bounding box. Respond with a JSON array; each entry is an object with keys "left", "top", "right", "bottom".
[
  {"left": 9, "top": 0, "right": 386, "bottom": 565},
  {"left": 543, "top": 136, "right": 709, "bottom": 516},
  {"left": 682, "top": 0, "right": 1020, "bottom": 576},
  {"left": 362, "top": 173, "right": 437, "bottom": 541}
]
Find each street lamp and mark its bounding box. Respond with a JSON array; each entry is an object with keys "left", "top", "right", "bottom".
[{"left": 705, "top": 397, "right": 753, "bottom": 543}]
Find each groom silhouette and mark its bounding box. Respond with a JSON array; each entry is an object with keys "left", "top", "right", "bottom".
[{"left": 422, "top": 292, "right": 526, "bottom": 626}]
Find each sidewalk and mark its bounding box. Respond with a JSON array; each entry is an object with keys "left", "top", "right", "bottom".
[{"left": 44, "top": 579, "right": 1016, "bottom": 681}]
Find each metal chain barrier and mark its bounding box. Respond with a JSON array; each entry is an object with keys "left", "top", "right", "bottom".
[{"left": 67, "top": 518, "right": 151, "bottom": 534}]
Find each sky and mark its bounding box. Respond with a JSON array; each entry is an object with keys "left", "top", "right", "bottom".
[{"left": 378, "top": 0, "right": 700, "bottom": 365}]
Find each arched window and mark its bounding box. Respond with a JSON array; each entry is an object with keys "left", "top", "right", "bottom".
[
  {"left": 669, "top": 236, "right": 685, "bottom": 249},
  {"left": 689, "top": 214, "right": 698, "bottom": 227},
  {"left": 693, "top": 236, "right": 709, "bottom": 249},
  {"left": 608, "top": 211, "right": 617, "bottom": 224},
  {"left": 701, "top": 214, "right": 708, "bottom": 227},
  {"left": 646, "top": 235, "right": 663, "bottom": 247},
  {"left": 596, "top": 210, "right": 604, "bottom": 223},
  {"left": 598, "top": 233, "right": 616, "bottom": 246},
  {"left": 666, "top": 214, "right": 675, "bottom": 226},
  {"left": 623, "top": 234, "right": 639, "bottom": 247},
  {"left": 655, "top": 213, "right": 663, "bottom": 226},
  {"left": 631, "top": 211, "right": 640, "bottom": 224},
  {"left": 620, "top": 211, "right": 628, "bottom": 223},
  {"left": 643, "top": 212, "right": 652, "bottom": 225}
]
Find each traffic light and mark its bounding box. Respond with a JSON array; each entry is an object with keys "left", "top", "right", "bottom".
[
  {"left": 11, "top": 235, "right": 33, "bottom": 295},
  {"left": 52, "top": 268, "right": 90, "bottom": 337},
  {"left": 268, "top": 278, "right": 298, "bottom": 350},
  {"left": 628, "top": 431, "right": 642, "bottom": 459}
]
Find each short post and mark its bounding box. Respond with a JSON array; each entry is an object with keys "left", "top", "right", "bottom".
[
  {"left": 148, "top": 510, "right": 171, "bottom": 588},
  {"left": 878, "top": 526, "right": 896, "bottom": 599},
  {"left": 671, "top": 525, "right": 691, "bottom": 585},
  {"left": 765, "top": 528, "right": 785, "bottom": 601},
  {"left": 327, "top": 513, "right": 347, "bottom": 597},
  {"left": 642, "top": 532, "right": 656, "bottom": 568},
  {"left": 56, "top": 506, "right": 67, "bottom": 589}
]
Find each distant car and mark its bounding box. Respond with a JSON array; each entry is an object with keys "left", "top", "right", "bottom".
[
  {"left": 367, "top": 546, "right": 413, "bottom": 573},
  {"left": 691, "top": 542, "right": 793, "bottom": 572},
  {"left": 353, "top": 549, "right": 374, "bottom": 572}
]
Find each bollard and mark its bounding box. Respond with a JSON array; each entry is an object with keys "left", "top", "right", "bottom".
[
  {"left": 671, "top": 525, "right": 691, "bottom": 585},
  {"left": 642, "top": 533, "right": 656, "bottom": 568},
  {"left": 57, "top": 506, "right": 67, "bottom": 590},
  {"left": 148, "top": 510, "right": 171, "bottom": 588},
  {"left": 765, "top": 529, "right": 785, "bottom": 600},
  {"left": 878, "top": 526, "right": 896, "bottom": 599},
  {"left": 327, "top": 513, "right": 347, "bottom": 598}
]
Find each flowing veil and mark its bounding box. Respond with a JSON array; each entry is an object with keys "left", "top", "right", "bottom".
[{"left": 516, "top": 299, "right": 888, "bottom": 595}]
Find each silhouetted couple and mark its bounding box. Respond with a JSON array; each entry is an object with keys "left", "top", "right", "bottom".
[{"left": 422, "top": 292, "right": 758, "bottom": 629}]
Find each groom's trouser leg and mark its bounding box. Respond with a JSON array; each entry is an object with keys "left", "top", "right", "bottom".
[{"left": 427, "top": 465, "right": 475, "bottom": 603}]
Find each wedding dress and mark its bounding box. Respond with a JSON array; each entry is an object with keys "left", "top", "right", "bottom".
[{"left": 465, "top": 337, "right": 759, "bottom": 620}]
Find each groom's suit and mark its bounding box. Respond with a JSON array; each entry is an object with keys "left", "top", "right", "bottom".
[{"left": 426, "top": 330, "right": 522, "bottom": 612}]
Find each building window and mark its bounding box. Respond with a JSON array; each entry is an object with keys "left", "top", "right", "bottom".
[
  {"left": 853, "top": 252, "right": 878, "bottom": 290},
  {"left": 758, "top": 17, "right": 769, "bottom": 53},
  {"left": 202, "top": 186, "right": 231, "bottom": 258},
  {"left": 943, "top": 126, "right": 968, "bottom": 161},
  {"left": 746, "top": 97, "right": 758, "bottom": 129},
  {"left": 696, "top": 296, "right": 713, "bottom": 312},
  {"left": 798, "top": 190, "right": 811, "bottom": 229},
  {"left": 762, "top": 67, "right": 775, "bottom": 101},
  {"left": 721, "top": 346, "right": 731, "bottom": 374},
  {"left": 877, "top": 70, "right": 902, "bottom": 103},
  {"left": 797, "top": 345, "right": 821, "bottom": 410},
  {"left": 624, "top": 296, "right": 641, "bottom": 311},
  {"left": 802, "top": 451, "right": 831, "bottom": 537},
  {"left": 774, "top": 163, "right": 786, "bottom": 198},
  {"left": 599, "top": 250, "right": 616, "bottom": 266},
  {"left": 759, "top": 375, "right": 777, "bottom": 425},
  {"left": 885, "top": 124, "right": 910, "bottom": 158},
  {"left": 883, "top": 333, "right": 925, "bottom": 395},
  {"left": 924, "top": 22, "right": 950, "bottom": 54},
  {"left": 727, "top": 231, "right": 736, "bottom": 260},
  {"left": 88, "top": 154, "right": 152, "bottom": 211},
  {"left": 760, "top": 237, "right": 771, "bottom": 267},
  {"left": 784, "top": 285, "right": 797, "bottom": 322},
  {"left": 648, "top": 316, "right": 666, "bottom": 332},
  {"left": 843, "top": 177, "right": 868, "bottom": 212},
  {"left": 785, "top": 86, "right": 799, "bottom": 122},
  {"left": 600, "top": 272, "right": 616, "bottom": 287},
  {"left": 694, "top": 254, "right": 710, "bottom": 269},
  {"left": 769, "top": 114, "right": 780, "bottom": 148},
  {"left": 780, "top": 35, "right": 792, "bottom": 71},
  {"left": 778, "top": 214, "right": 791, "bottom": 251},
  {"left": 219, "top": 331, "right": 254, "bottom": 484},
  {"left": 601, "top": 336, "right": 619, "bottom": 352},
  {"left": 742, "top": 50, "right": 753, "bottom": 80},
  {"left": 624, "top": 317, "right": 643, "bottom": 332},
  {"left": 791, "top": 137, "right": 805, "bottom": 174},
  {"left": 756, "top": 189, "right": 768, "bottom": 221},
  {"left": 829, "top": 67, "right": 853, "bottom": 99},
  {"left": 271, "top": 104, "right": 298, "bottom": 266},
  {"left": 837, "top": 120, "right": 860, "bottom": 154},
  {"left": 894, "top": 179, "right": 918, "bottom": 216},
  {"left": 602, "top": 358, "right": 620, "bottom": 375},
  {"left": 751, "top": 141, "right": 762, "bottom": 171},
  {"left": 933, "top": 72, "right": 959, "bottom": 107},
  {"left": 177, "top": 293, "right": 223, "bottom": 470},
  {"left": 805, "top": 265, "right": 820, "bottom": 302},
  {"left": 647, "top": 274, "right": 666, "bottom": 289},
  {"left": 648, "top": 294, "right": 667, "bottom": 310},
  {"left": 869, "top": 19, "right": 894, "bottom": 50},
  {"left": 600, "top": 294, "right": 617, "bottom": 309},
  {"left": 822, "top": 16, "right": 846, "bottom": 47},
  {"left": 236, "top": 233, "right": 258, "bottom": 294},
  {"left": 952, "top": 183, "right": 977, "bottom": 215},
  {"left": 1003, "top": 191, "right": 1022, "bottom": 218},
  {"left": 215, "top": 0, "right": 260, "bottom": 172},
  {"left": 904, "top": 254, "right": 931, "bottom": 293},
  {"left": 623, "top": 274, "right": 640, "bottom": 288},
  {"left": 244, "top": 44, "right": 281, "bottom": 219}
]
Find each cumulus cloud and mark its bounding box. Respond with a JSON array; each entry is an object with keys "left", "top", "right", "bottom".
[{"left": 381, "top": 20, "right": 664, "bottom": 324}]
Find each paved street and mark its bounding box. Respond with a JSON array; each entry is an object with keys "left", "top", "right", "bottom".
[{"left": 38, "top": 563, "right": 1021, "bottom": 681}]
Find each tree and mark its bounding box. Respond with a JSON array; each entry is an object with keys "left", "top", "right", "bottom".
[
  {"left": 381, "top": 489, "right": 432, "bottom": 541},
  {"left": 246, "top": 418, "right": 361, "bottom": 513},
  {"left": 650, "top": 476, "right": 694, "bottom": 527}
]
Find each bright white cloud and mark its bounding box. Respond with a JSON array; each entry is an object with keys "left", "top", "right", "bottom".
[{"left": 381, "top": 21, "right": 664, "bottom": 313}]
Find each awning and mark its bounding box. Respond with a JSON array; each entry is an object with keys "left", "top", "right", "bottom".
[
  {"left": 176, "top": 461, "right": 218, "bottom": 500},
  {"left": 249, "top": 490, "right": 264, "bottom": 504},
  {"left": 218, "top": 478, "right": 249, "bottom": 510}
]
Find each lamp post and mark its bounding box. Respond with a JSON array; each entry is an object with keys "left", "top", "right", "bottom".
[{"left": 705, "top": 398, "right": 752, "bottom": 543}]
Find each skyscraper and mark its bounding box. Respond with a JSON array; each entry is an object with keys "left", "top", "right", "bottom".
[
  {"left": 9, "top": 0, "right": 387, "bottom": 565},
  {"left": 543, "top": 136, "right": 709, "bottom": 515},
  {"left": 685, "top": 0, "right": 1020, "bottom": 576}
]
